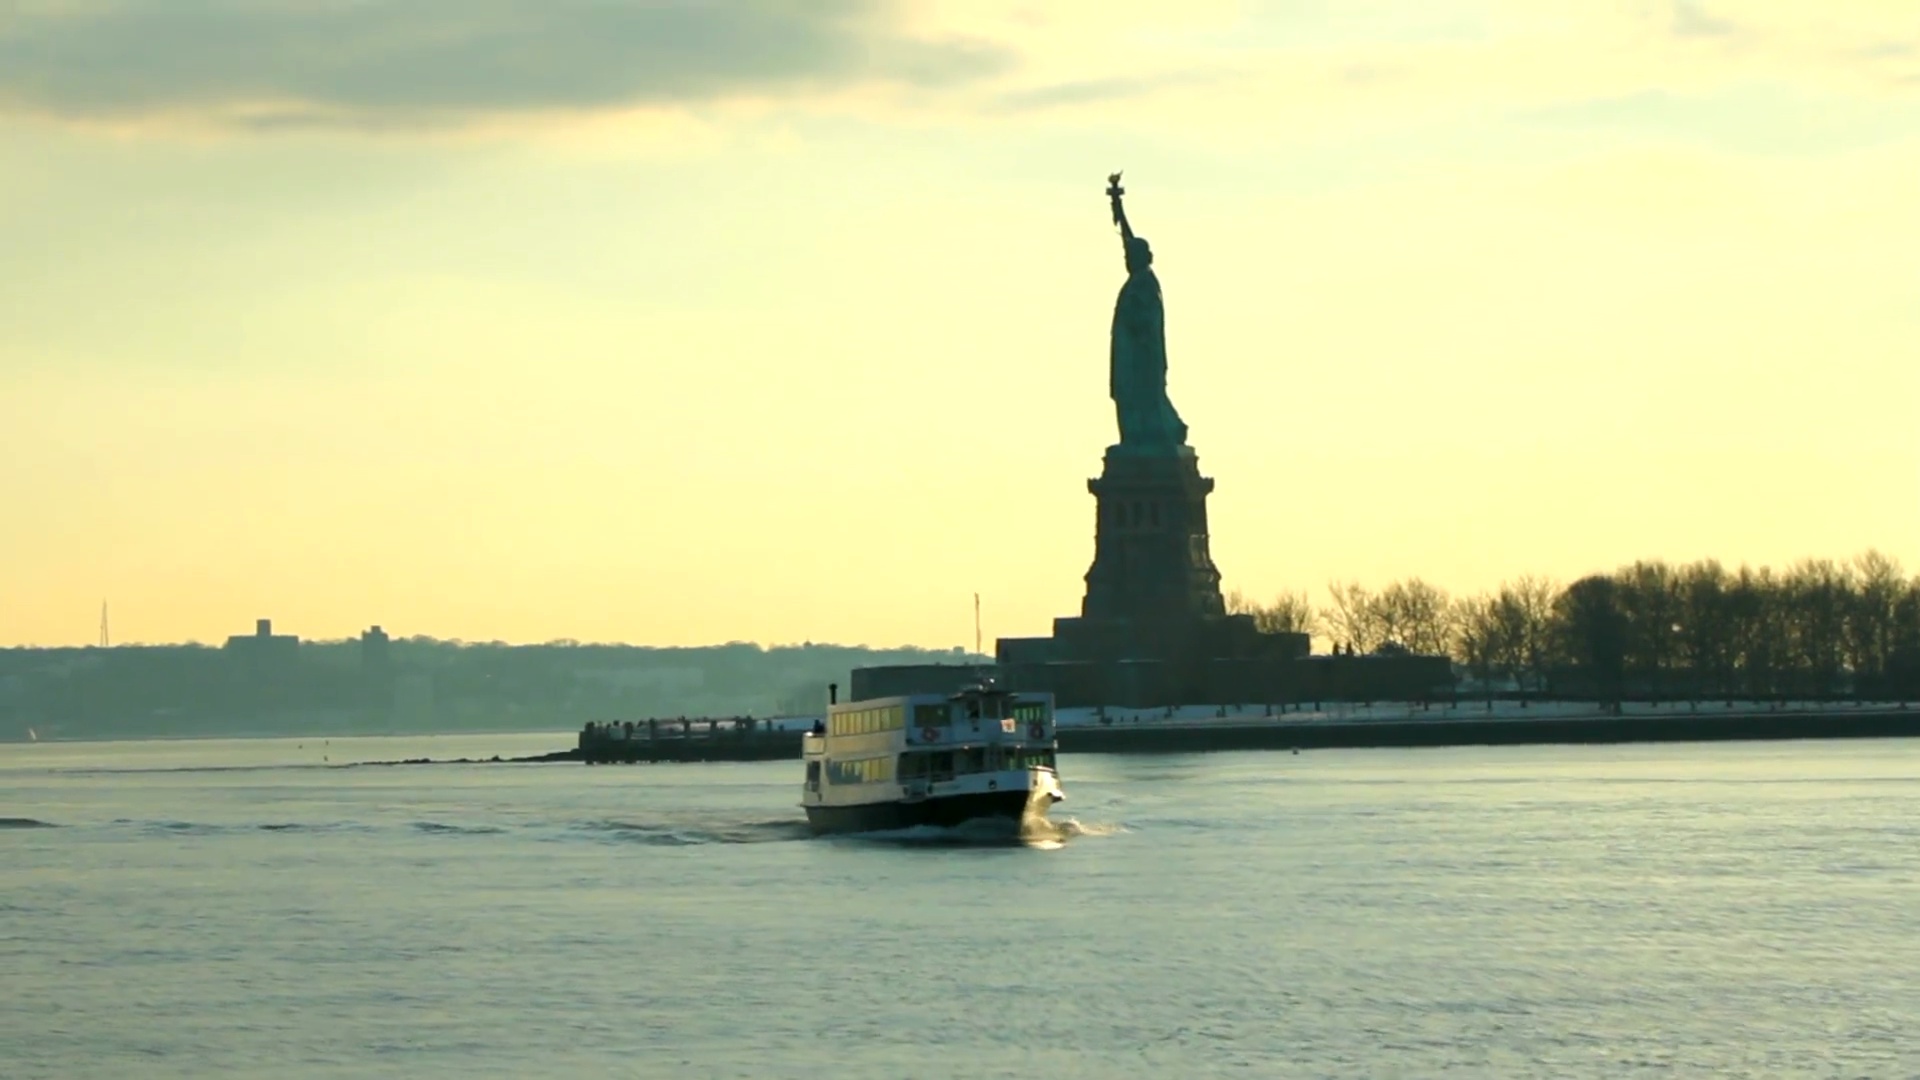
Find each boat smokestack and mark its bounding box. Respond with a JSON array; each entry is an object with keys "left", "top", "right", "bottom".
[{"left": 828, "top": 683, "right": 838, "bottom": 706}]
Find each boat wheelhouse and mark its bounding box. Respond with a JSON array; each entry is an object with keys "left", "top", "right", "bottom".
[{"left": 800, "top": 681, "right": 1063, "bottom": 835}]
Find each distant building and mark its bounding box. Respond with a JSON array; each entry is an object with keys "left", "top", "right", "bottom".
[
  {"left": 358, "top": 625, "right": 395, "bottom": 717},
  {"left": 359, "top": 625, "right": 391, "bottom": 672},
  {"left": 224, "top": 618, "right": 299, "bottom": 661}
]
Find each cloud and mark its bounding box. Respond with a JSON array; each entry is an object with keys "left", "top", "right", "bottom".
[
  {"left": 0, "top": 0, "right": 1014, "bottom": 129},
  {"left": 990, "top": 70, "right": 1220, "bottom": 112},
  {"left": 1668, "top": 0, "right": 1740, "bottom": 39}
]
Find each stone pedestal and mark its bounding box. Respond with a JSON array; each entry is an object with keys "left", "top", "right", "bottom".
[
  {"left": 990, "top": 442, "right": 1313, "bottom": 706},
  {"left": 1079, "top": 445, "right": 1226, "bottom": 625}
]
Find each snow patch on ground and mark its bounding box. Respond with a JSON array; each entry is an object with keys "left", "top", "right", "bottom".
[
  {"left": 1054, "top": 700, "right": 1914, "bottom": 728},
  {"left": 762, "top": 699, "right": 1914, "bottom": 731}
]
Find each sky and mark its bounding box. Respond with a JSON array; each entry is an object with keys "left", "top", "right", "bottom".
[{"left": 3, "top": 0, "right": 1918, "bottom": 649}]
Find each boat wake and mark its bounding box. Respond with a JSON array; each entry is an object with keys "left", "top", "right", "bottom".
[
  {"left": 1034, "top": 816, "right": 1125, "bottom": 840},
  {"left": 582, "top": 818, "right": 814, "bottom": 846},
  {"left": 841, "top": 813, "right": 1123, "bottom": 848},
  {"left": 66, "top": 813, "right": 1118, "bottom": 847},
  {"left": 1017, "top": 814, "right": 1126, "bottom": 849},
  {"left": 410, "top": 821, "right": 507, "bottom": 836}
]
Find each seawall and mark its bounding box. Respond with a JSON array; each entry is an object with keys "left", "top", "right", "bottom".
[
  {"left": 1058, "top": 706, "right": 1920, "bottom": 754},
  {"left": 562, "top": 704, "right": 1920, "bottom": 762}
]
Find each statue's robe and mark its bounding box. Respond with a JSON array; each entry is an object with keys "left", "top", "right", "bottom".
[{"left": 1109, "top": 266, "right": 1188, "bottom": 450}]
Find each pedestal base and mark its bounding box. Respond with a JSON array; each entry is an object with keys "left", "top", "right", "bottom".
[{"left": 1080, "top": 445, "right": 1225, "bottom": 625}]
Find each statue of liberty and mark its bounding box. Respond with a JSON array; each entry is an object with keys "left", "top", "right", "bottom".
[{"left": 1106, "top": 172, "right": 1189, "bottom": 453}]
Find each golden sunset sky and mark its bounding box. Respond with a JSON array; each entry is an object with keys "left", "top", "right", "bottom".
[{"left": 3, "top": 1, "right": 1917, "bottom": 648}]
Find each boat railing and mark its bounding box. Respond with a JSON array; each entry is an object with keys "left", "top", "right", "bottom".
[{"left": 577, "top": 716, "right": 782, "bottom": 749}]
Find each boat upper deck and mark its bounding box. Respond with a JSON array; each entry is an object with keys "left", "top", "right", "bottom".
[{"left": 805, "top": 684, "right": 1054, "bottom": 753}]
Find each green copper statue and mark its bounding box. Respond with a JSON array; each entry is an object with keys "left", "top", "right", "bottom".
[{"left": 1106, "top": 172, "right": 1189, "bottom": 453}]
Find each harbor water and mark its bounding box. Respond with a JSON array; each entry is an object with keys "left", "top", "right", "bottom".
[{"left": 5, "top": 734, "right": 1919, "bottom": 1078}]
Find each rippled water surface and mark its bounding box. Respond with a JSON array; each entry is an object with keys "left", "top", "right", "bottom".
[{"left": 6, "top": 734, "right": 1920, "bottom": 1078}]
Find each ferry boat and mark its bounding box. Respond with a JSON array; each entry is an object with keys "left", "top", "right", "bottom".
[{"left": 800, "top": 681, "right": 1064, "bottom": 835}]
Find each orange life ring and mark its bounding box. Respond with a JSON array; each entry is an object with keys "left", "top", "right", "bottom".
[
  {"left": 920, "top": 727, "right": 940, "bottom": 743},
  {"left": 1028, "top": 721, "right": 1044, "bottom": 740}
]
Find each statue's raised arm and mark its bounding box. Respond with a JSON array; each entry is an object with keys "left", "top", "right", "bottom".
[{"left": 1107, "top": 172, "right": 1136, "bottom": 259}]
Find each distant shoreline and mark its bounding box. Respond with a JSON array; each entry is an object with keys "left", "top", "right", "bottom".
[{"left": 0, "top": 726, "right": 579, "bottom": 746}]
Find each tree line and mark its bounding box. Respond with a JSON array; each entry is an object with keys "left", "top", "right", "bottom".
[{"left": 1228, "top": 550, "right": 1920, "bottom": 700}]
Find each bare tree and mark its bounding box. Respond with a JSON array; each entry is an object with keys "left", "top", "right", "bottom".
[
  {"left": 1726, "top": 565, "right": 1787, "bottom": 697},
  {"left": 1614, "top": 560, "right": 1682, "bottom": 693},
  {"left": 1452, "top": 593, "right": 1501, "bottom": 699},
  {"left": 1258, "top": 590, "right": 1320, "bottom": 638},
  {"left": 1891, "top": 583, "right": 1920, "bottom": 699},
  {"left": 1555, "top": 575, "right": 1627, "bottom": 706},
  {"left": 1488, "top": 588, "right": 1530, "bottom": 687},
  {"left": 1785, "top": 557, "right": 1853, "bottom": 696},
  {"left": 1677, "top": 559, "right": 1733, "bottom": 699},
  {"left": 1227, "top": 588, "right": 1321, "bottom": 642},
  {"left": 1376, "top": 578, "right": 1454, "bottom": 657},
  {"left": 1847, "top": 549, "right": 1904, "bottom": 682},
  {"left": 1494, "top": 575, "right": 1557, "bottom": 692},
  {"left": 1324, "top": 581, "right": 1383, "bottom": 654}
]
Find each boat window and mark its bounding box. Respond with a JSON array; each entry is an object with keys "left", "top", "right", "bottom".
[
  {"left": 826, "top": 756, "right": 895, "bottom": 785},
  {"left": 914, "top": 703, "right": 948, "bottom": 727},
  {"left": 805, "top": 761, "right": 821, "bottom": 791},
  {"left": 910, "top": 748, "right": 1003, "bottom": 777},
  {"left": 996, "top": 747, "right": 1054, "bottom": 771},
  {"left": 1013, "top": 702, "right": 1048, "bottom": 724},
  {"left": 830, "top": 707, "right": 905, "bottom": 737}
]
